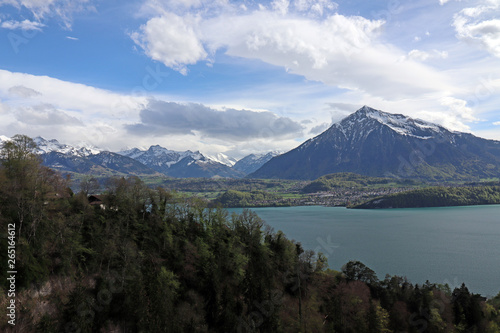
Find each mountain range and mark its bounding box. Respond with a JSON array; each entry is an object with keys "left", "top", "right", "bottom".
[
  {"left": 2, "top": 106, "right": 499, "bottom": 181},
  {"left": 0, "top": 136, "right": 275, "bottom": 178},
  {"left": 250, "top": 106, "right": 500, "bottom": 180},
  {"left": 232, "top": 151, "right": 282, "bottom": 174},
  {"left": 117, "top": 145, "right": 244, "bottom": 178}
]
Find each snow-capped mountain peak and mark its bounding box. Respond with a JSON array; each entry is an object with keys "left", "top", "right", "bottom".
[
  {"left": 206, "top": 153, "right": 237, "bottom": 167},
  {"left": 118, "top": 147, "right": 144, "bottom": 159},
  {"left": 148, "top": 145, "right": 177, "bottom": 157},
  {"left": 233, "top": 151, "right": 282, "bottom": 174},
  {"left": 363, "top": 106, "right": 442, "bottom": 136},
  {"left": 34, "top": 136, "right": 101, "bottom": 157},
  {"left": 74, "top": 141, "right": 101, "bottom": 156},
  {"left": 118, "top": 145, "right": 211, "bottom": 172},
  {"left": 332, "top": 106, "right": 446, "bottom": 140},
  {"left": 250, "top": 105, "right": 500, "bottom": 180}
]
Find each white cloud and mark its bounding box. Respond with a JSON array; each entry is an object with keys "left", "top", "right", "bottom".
[
  {"left": 0, "top": 0, "right": 95, "bottom": 29},
  {"left": 0, "top": 69, "right": 144, "bottom": 150},
  {"left": 440, "top": 96, "right": 478, "bottom": 122},
  {"left": 408, "top": 49, "right": 428, "bottom": 61},
  {"left": 126, "top": 99, "right": 304, "bottom": 140},
  {"left": 215, "top": 13, "right": 452, "bottom": 98},
  {"left": 8, "top": 85, "right": 41, "bottom": 97},
  {"left": 414, "top": 97, "right": 478, "bottom": 132},
  {"left": 0, "top": 101, "right": 11, "bottom": 115},
  {"left": 473, "top": 128, "right": 500, "bottom": 140},
  {"left": 1, "top": 0, "right": 496, "bottom": 155},
  {"left": 130, "top": 13, "right": 207, "bottom": 75},
  {"left": 453, "top": 0, "right": 500, "bottom": 57},
  {"left": 293, "top": 0, "right": 338, "bottom": 16},
  {"left": 0, "top": 19, "right": 45, "bottom": 30},
  {"left": 272, "top": 0, "right": 289, "bottom": 15},
  {"left": 407, "top": 49, "right": 448, "bottom": 61},
  {"left": 205, "top": 12, "right": 384, "bottom": 70},
  {"left": 309, "top": 122, "right": 330, "bottom": 134},
  {"left": 132, "top": 6, "right": 456, "bottom": 100},
  {"left": 15, "top": 103, "right": 83, "bottom": 126},
  {"left": 493, "top": 121, "right": 500, "bottom": 125},
  {"left": 0, "top": 70, "right": 142, "bottom": 120},
  {"left": 0, "top": 69, "right": 308, "bottom": 156},
  {"left": 130, "top": 0, "right": 500, "bottom": 139}
]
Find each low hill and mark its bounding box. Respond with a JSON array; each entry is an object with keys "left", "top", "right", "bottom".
[
  {"left": 213, "top": 189, "right": 284, "bottom": 207},
  {"left": 301, "top": 172, "right": 421, "bottom": 193},
  {"left": 352, "top": 185, "right": 500, "bottom": 209}
]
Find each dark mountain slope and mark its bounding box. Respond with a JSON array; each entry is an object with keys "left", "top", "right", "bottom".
[
  {"left": 232, "top": 151, "right": 282, "bottom": 175},
  {"left": 120, "top": 145, "right": 243, "bottom": 178},
  {"left": 249, "top": 106, "right": 500, "bottom": 180},
  {"left": 167, "top": 155, "right": 244, "bottom": 178}
]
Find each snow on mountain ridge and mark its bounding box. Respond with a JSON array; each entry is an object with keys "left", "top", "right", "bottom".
[
  {"left": 301, "top": 106, "right": 451, "bottom": 151},
  {"left": 334, "top": 106, "right": 446, "bottom": 140},
  {"left": 118, "top": 145, "right": 211, "bottom": 170},
  {"left": 206, "top": 153, "right": 237, "bottom": 167},
  {"left": 34, "top": 136, "right": 101, "bottom": 157},
  {"left": 119, "top": 147, "right": 144, "bottom": 159},
  {"left": 75, "top": 141, "right": 101, "bottom": 155},
  {"left": 1, "top": 135, "right": 257, "bottom": 178},
  {"left": 363, "top": 107, "right": 442, "bottom": 137},
  {"left": 232, "top": 151, "right": 282, "bottom": 174}
]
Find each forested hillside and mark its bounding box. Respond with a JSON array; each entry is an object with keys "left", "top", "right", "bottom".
[
  {"left": 353, "top": 185, "right": 500, "bottom": 209},
  {"left": 213, "top": 189, "right": 285, "bottom": 207},
  {"left": 301, "top": 172, "right": 421, "bottom": 193},
  {"left": 1, "top": 135, "right": 500, "bottom": 332}
]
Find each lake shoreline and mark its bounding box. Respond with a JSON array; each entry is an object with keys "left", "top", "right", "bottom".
[{"left": 229, "top": 205, "right": 500, "bottom": 297}]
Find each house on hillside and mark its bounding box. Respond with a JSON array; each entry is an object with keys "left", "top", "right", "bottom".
[
  {"left": 88, "top": 195, "right": 106, "bottom": 209},
  {"left": 88, "top": 194, "right": 118, "bottom": 211}
]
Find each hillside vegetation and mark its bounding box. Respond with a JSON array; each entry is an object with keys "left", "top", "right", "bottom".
[
  {"left": 301, "top": 172, "right": 422, "bottom": 193},
  {"left": 2, "top": 135, "right": 500, "bottom": 332},
  {"left": 212, "top": 189, "right": 287, "bottom": 207},
  {"left": 353, "top": 185, "right": 500, "bottom": 209}
]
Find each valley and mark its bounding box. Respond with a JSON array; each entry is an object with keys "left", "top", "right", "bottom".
[{"left": 73, "top": 172, "right": 500, "bottom": 208}]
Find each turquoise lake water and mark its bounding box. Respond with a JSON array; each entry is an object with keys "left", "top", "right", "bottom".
[{"left": 228, "top": 205, "right": 500, "bottom": 297}]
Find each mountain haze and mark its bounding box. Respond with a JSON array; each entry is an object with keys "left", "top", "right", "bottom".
[
  {"left": 119, "top": 146, "right": 243, "bottom": 178},
  {"left": 249, "top": 106, "right": 500, "bottom": 180},
  {"left": 6, "top": 106, "right": 500, "bottom": 181},
  {"left": 167, "top": 155, "right": 244, "bottom": 178},
  {"left": 233, "top": 151, "right": 282, "bottom": 175},
  {"left": 28, "top": 137, "right": 160, "bottom": 176},
  {"left": 118, "top": 145, "right": 202, "bottom": 175}
]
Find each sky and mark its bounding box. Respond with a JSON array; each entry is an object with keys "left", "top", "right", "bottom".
[{"left": 0, "top": 0, "right": 499, "bottom": 159}]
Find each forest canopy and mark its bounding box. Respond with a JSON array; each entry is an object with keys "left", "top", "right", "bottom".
[{"left": 353, "top": 185, "right": 500, "bottom": 209}]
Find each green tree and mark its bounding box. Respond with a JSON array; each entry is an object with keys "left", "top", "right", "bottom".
[
  {"left": 452, "top": 283, "right": 484, "bottom": 331},
  {"left": 342, "top": 261, "right": 379, "bottom": 285},
  {"left": 0, "top": 135, "right": 71, "bottom": 286},
  {"left": 79, "top": 176, "right": 100, "bottom": 195}
]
